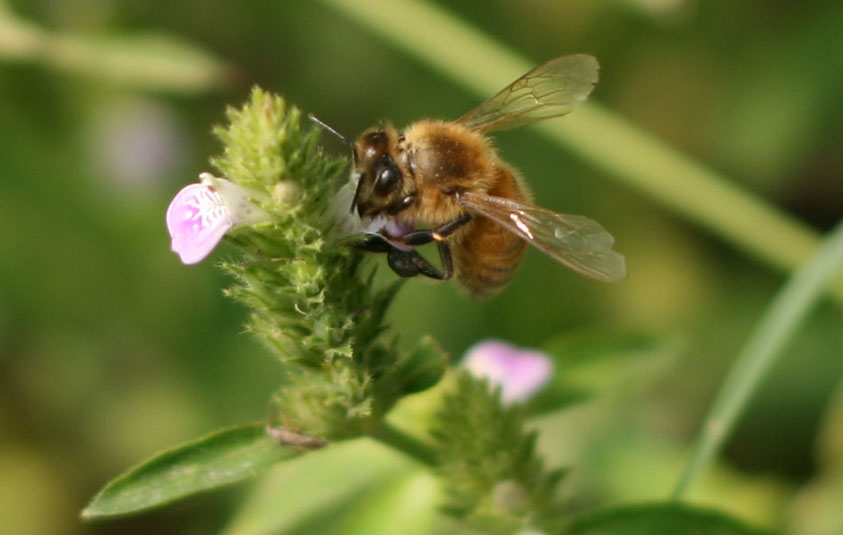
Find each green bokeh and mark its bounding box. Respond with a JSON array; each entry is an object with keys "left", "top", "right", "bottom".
[{"left": 1, "top": 1, "right": 841, "bottom": 533}]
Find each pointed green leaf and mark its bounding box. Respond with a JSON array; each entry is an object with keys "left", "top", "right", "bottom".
[
  {"left": 82, "top": 422, "right": 295, "bottom": 519},
  {"left": 566, "top": 502, "right": 772, "bottom": 535},
  {"left": 395, "top": 335, "right": 448, "bottom": 395}
]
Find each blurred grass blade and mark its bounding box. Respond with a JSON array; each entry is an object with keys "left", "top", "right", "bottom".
[
  {"left": 673, "top": 219, "right": 843, "bottom": 499},
  {"left": 48, "top": 33, "right": 231, "bottom": 93},
  {"left": 82, "top": 423, "right": 295, "bottom": 519},
  {"left": 0, "top": 3, "right": 229, "bottom": 93},
  {"left": 566, "top": 502, "right": 771, "bottom": 535},
  {"left": 318, "top": 0, "right": 843, "bottom": 301}
]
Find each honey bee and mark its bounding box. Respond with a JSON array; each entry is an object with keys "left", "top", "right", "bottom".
[{"left": 315, "top": 54, "right": 626, "bottom": 298}]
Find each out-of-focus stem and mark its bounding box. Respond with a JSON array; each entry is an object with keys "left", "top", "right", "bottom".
[
  {"left": 370, "top": 422, "right": 437, "bottom": 468},
  {"left": 673, "top": 219, "right": 843, "bottom": 498},
  {"left": 0, "top": 2, "right": 227, "bottom": 93}
]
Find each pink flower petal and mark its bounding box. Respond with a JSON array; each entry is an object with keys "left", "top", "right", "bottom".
[
  {"left": 463, "top": 340, "right": 553, "bottom": 404},
  {"left": 166, "top": 182, "right": 233, "bottom": 264}
]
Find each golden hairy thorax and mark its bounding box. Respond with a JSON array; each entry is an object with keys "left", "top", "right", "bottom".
[
  {"left": 398, "top": 120, "right": 533, "bottom": 297},
  {"left": 397, "top": 120, "right": 498, "bottom": 226}
]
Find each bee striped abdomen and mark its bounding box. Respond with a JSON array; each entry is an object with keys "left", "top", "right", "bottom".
[
  {"left": 454, "top": 218, "right": 527, "bottom": 298},
  {"left": 453, "top": 164, "right": 531, "bottom": 298}
]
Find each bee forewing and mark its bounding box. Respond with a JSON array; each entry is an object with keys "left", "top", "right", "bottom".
[
  {"left": 455, "top": 54, "right": 599, "bottom": 133},
  {"left": 458, "top": 192, "right": 626, "bottom": 282}
]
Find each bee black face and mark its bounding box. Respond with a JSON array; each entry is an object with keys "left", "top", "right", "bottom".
[{"left": 352, "top": 129, "right": 404, "bottom": 217}]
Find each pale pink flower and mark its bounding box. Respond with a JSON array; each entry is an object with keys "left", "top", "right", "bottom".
[
  {"left": 463, "top": 340, "right": 553, "bottom": 404},
  {"left": 166, "top": 173, "right": 269, "bottom": 264}
]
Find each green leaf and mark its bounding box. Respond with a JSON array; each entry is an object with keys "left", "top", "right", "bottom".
[
  {"left": 82, "top": 422, "right": 295, "bottom": 519},
  {"left": 525, "top": 331, "right": 679, "bottom": 416},
  {"left": 566, "top": 502, "right": 772, "bottom": 535},
  {"left": 394, "top": 335, "right": 448, "bottom": 395},
  {"left": 220, "top": 438, "right": 414, "bottom": 535},
  {"left": 331, "top": 469, "right": 440, "bottom": 535}
]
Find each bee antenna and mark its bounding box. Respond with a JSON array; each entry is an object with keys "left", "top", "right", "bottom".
[{"left": 308, "top": 113, "right": 352, "bottom": 147}]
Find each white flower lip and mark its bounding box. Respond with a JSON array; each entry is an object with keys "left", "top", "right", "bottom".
[{"left": 325, "top": 176, "right": 415, "bottom": 250}]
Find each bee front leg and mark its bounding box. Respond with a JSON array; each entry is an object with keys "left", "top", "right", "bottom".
[{"left": 387, "top": 242, "right": 452, "bottom": 280}]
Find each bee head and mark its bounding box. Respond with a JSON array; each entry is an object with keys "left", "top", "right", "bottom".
[{"left": 351, "top": 127, "right": 406, "bottom": 218}]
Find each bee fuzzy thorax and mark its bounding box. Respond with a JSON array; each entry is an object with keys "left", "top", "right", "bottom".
[
  {"left": 400, "top": 120, "right": 499, "bottom": 224},
  {"left": 402, "top": 120, "right": 497, "bottom": 185}
]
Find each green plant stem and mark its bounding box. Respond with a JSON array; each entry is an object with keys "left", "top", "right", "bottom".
[
  {"left": 673, "top": 219, "right": 843, "bottom": 499},
  {"left": 319, "top": 0, "right": 843, "bottom": 302},
  {"left": 370, "top": 422, "right": 437, "bottom": 468}
]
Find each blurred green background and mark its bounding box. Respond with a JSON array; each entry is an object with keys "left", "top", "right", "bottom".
[{"left": 1, "top": 0, "right": 841, "bottom": 533}]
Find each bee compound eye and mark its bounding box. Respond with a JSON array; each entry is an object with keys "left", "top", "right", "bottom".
[{"left": 374, "top": 164, "right": 400, "bottom": 195}]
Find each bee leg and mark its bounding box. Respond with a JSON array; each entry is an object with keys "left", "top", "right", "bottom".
[
  {"left": 386, "top": 246, "right": 451, "bottom": 279},
  {"left": 395, "top": 242, "right": 453, "bottom": 280},
  {"left": 386, "top": 215, "right": 467, "bottom": 280},
  {"left": 434, "top": 241, "right": 454, "bottom": 280},
  {"left": 401, "top": 213, "right": 472, "bottom": 246},
  {"left": 353, "top": 220, "right": 462, "bottom": 280},
  {"left": 352, "top": 232, "right": 448, "bottom": 279}
]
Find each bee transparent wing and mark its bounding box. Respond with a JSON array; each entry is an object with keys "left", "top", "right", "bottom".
[
  {"left": 458, "top": 192, "right": 626, "bottom": 282},
  {"left": 455, "top": 54, "right": 598, "bottom": 133}
]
